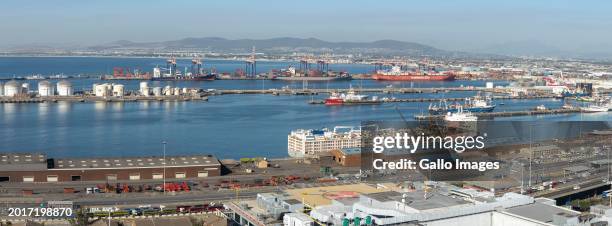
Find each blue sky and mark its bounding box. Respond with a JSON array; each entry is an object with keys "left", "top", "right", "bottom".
[{"left": 1, "top": 0, "right": 611, "bottom": 52}]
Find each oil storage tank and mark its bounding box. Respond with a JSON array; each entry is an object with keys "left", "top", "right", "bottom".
[
  {"left": 38, "top": 81, "right": 55, "bottom": 96},
  {"left": 57, "top": 80, "right": 73, "bottom": 96},
  {"left": 4, "top": 80, "right": 22, "bottom": 97}
]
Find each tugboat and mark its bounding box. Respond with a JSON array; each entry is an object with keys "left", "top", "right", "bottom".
[
  {"left": 324, "top": 87, "right": 375, "bottom": 105},
  {"left": 429, "top": 94, "right": 495, "bottom": 114}
]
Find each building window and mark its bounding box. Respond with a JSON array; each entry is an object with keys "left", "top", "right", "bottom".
[
  {"left": 129, "top": 173, "right": 141, "bottom": 180},
  {"left": 106, "top": 174, "right": 117, "bottom": 181},
  {"left": 152, "top": 173, "right": 163, "bottom": 179},
  {"left": 197, "top": 171, "right": 208, "bottom": 178},
  {"left": 46, "top": 175, "right": 58, "bottom": 182},
  {"left": 71, "top": 175, "right": 81, "bottom": 181},
  {"left": 23, "top": 176, "right": 35, "bottom": 182},
  {"left": 175, "top": 172, "right": 186, "bottom": 179}
]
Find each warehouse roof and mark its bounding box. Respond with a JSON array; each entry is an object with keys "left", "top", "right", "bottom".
[
  {"left": 51, "top": 154, "right": 220, "bottom": 170},
  {"left": 0, "top": 153, "right": 48, "bottom": 171}
]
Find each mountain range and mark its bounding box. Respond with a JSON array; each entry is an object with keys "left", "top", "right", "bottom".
[{"left": 88, "top": 37, "right": 495, "bottom": 58}]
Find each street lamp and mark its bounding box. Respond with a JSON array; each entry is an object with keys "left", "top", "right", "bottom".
[{"left": 162, "top": 141, "right": 167, "bottom": 195}]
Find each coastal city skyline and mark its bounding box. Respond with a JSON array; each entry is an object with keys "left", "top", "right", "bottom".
[{"left": 2, "top": 0, "right": 612, "bottom": 59}]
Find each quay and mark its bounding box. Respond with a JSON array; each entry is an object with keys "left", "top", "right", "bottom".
[
  {"left": 308, "top": 95, "right": 557, "bottom": 105},
  {"left": 0, "top": 95, "right": 208, "bottom": 103},
  {"left": 414, "top": 108, "right": 582, "bottom": 120},
  {"left": 217, "top": 87, "right": 511, "bottom": 95}
]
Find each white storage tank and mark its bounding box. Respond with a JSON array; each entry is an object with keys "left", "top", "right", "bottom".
[
  {"left": 112, "top": 84, "right": 124, "bottom": 97},
  {"left": 182, "top": 87, "right": 188, "bottom": 94},
  {"left": 21, "top": 83, "right": 30, "bottom": 93},
  {"left": 152, "top": 87, "right": 162, "bottom": 96},
  {"left": 4, "top": 80, "right": 21, "bottom": 97},
  {"left": 38, "top": 81, "right": 55, "bottom": 96},
  {"left": 163, "top": 85, "right": 172, "bottom": 96},
  {"left": 173, "top": 87, "right": 181, "bottom": 95},
  {"left": 139, "top": 81, "right": 149, "bottom": 96},
  {"left": 153, "top": 67, "right": 161, "bottom": 78},
  {"left": 57, "top": 80, "right": 73, "bottom": 96},
  {"left": 0, "top": 82, "right": 4, "bottom": 96},
  {"left": 94, "top": 84, "right": 111, "bottom": 97}
]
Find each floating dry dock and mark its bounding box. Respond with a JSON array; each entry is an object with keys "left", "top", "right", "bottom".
[
  {"left": 414, "top": 108, "right": 582, "bottom": 120},
  {"left": 0, "top": 95, "right": 208, "bottom": 103}
]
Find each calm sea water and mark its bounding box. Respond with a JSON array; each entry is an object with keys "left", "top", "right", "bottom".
[{"left": 0, "top": 57, "right": 610, "bottom": 159}]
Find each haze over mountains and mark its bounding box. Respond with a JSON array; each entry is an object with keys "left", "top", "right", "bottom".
[{"left": 3, "top": 37, "right": 611, "bottom": 60}]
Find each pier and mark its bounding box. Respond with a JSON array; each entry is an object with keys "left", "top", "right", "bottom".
[
  {"left": 414, "top": 108, "right": 582, "bottom": 120},
  {"left": 308, "top": 95, "right": 558, "bottom": 105},
  {"left": 0, "top": 95, "right": 208, "bottom": 103},
  {"left": 216, "top": 87, "right": 511, "bottom": 95}
]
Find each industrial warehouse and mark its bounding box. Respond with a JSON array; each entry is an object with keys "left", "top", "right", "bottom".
[{"left": 0, "top": 153, "right": 222, "bottom": 183}]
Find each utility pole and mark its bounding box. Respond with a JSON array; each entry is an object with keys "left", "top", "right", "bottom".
[{"left": 162, "top": 141, "right": 167, "bottom": 196}]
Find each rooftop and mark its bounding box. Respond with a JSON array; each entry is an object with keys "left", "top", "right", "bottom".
[
  {"left": 52, "top": 154, "right": 220, "bottom": 170},
  {"left": 505, "top": 199, "right": 580, "bottom": 223},
  {"left": 0, "top": 153, "right": 48, "bottom": 171}
]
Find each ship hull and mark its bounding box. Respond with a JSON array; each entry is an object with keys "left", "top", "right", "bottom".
[
  {"left": 372, "top": 74, "right": 455, "bottom": 81},
  {"left": 151, "top": 75, "right": 216, "bottom": 81},
  {"left": 324, "top": 99, "right": 344, "bottom": 105},
  {"left": 276, "top": 76, "right": 352, "bottom": 82}
]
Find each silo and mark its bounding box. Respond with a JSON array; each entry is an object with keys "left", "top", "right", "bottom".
[
  {"left": 139, "top": 81, "right": 149, "bottom": 96},
  {"left": 152, "top": 87, "right": 162, "bottom": 96},
  {"left": 38, "top": 81, "right": 55, "bottom": 96},
  {"left": 4, "top": 80, "right": 21, "bottom": 97},
  {"left": 57, "top": 80, "right": 73, "bottom": 96},
  {"left": 112, "top": 84, "right": 125, "bottom": 97}
]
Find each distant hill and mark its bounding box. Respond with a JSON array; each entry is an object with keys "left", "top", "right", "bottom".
[{"left": 89, "top": 37, "right": 495, "bottom": 58}]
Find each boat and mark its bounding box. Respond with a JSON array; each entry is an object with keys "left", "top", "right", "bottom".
[
  {"left": 276, "top": 70, "right": 351, "bottom": 82},
  {"left": 581, "top": 104, "right": 610, "bottom": 113},
  {"left": 324, "top": 87, "right": 373, "bottom": 105},
  {"left": 372, "top": 66, "right": 455, "bottom": 81},
  {"left": 429, "top": 94, "right": 495, "bottom": 114},
  {"left": 444, "top": 106, "right": 477, "bottom": 122},
  {"left": 535, "top": 105, "right": 547, "bottom": 111},
  {"left": 275, "top": 76, "right": 351, "bottom": 81}
]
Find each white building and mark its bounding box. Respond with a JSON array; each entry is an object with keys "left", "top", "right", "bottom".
[
  {"left": 288, "top": 126, "right": 361, "bottom": 157},
  {"left": 284, "top": 213, "right": 314, "bottom": 226},
  {"left": 310, "top": 186, "right": 582, "bottom": 226},
  {"left": 38, "top": 81, "right": 55, "bottom": 96}
]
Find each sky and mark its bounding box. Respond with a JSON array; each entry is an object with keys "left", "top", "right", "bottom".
[{"left": 1, "top": 0, "right": 611, "bottom": 54}]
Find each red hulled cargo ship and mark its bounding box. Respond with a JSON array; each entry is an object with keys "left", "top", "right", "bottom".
[{"left": 372, "top": 66, "right": 456, "bottom": 81}]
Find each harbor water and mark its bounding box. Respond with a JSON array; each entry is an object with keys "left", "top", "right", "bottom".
[{"left": 0, "top": 57, "right": 610, "bottom": 159}]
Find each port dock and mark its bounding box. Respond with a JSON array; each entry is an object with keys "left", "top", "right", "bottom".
[
  {"left": 414, "top": 108, "right": 582, "bottom": 120},
  {"left": 308, "top": 95, "right": 557, "bottom": 105},
  {"left": 216, "top": 87, "right": 513, "bottom": 95},
  {"left": 0, "top": 95, "right": 208, "bottom": 103}
]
